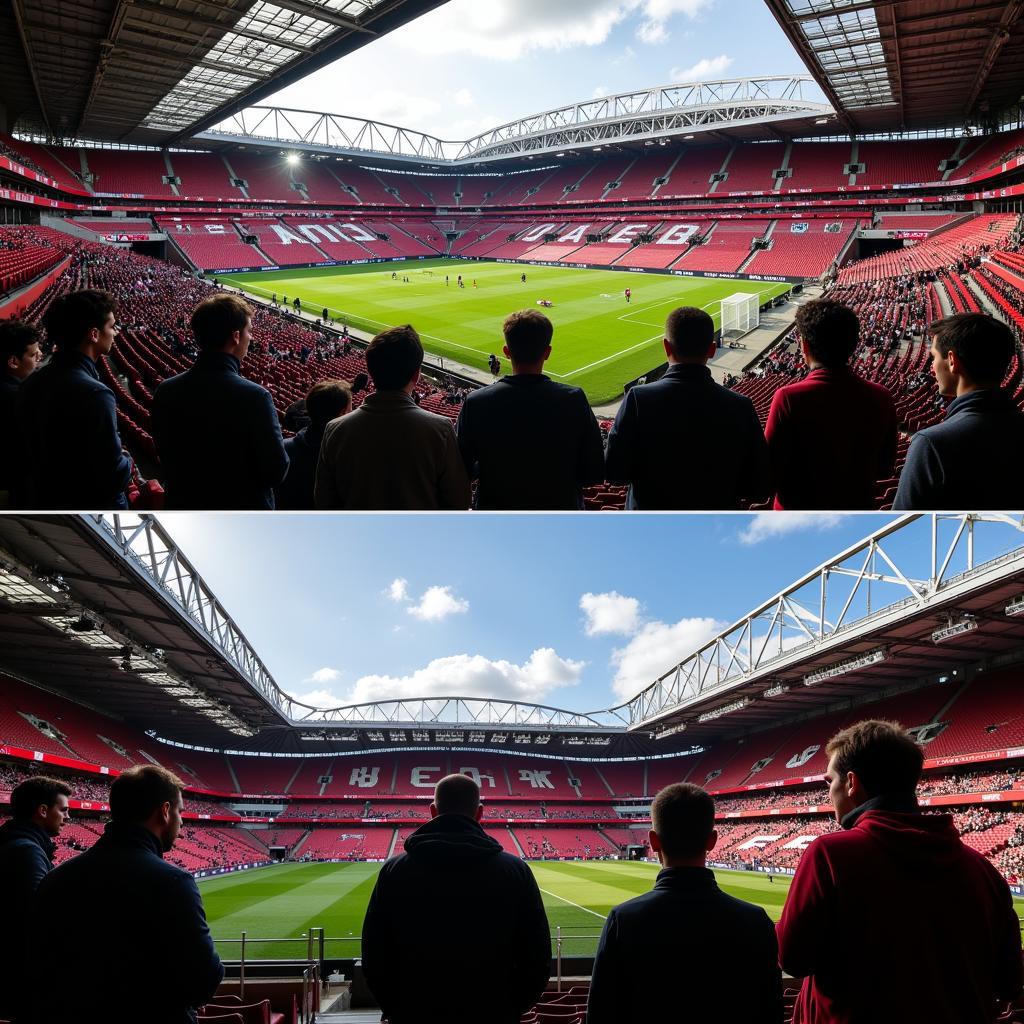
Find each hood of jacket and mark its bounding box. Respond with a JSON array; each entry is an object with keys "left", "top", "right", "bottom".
[
  {"left": 0, "top": 818, "right": 55, "bottom": 861},
  {"left": 403, "top": 813, "right": 502, "bottom": 866},
  {"left": 848, "top": 806, "right": 965, "bottom": 869}
]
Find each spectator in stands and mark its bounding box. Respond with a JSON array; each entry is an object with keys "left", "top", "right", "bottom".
[
  {"left": 362, "top": 773, "right": 550, "bottom": 1024},
  {"left": 0, "top": 319, "right": 42, "bottom": 506},
  {"left": 153, "top": 294, "right": 289, "bottom": 509},
  {"left": 315, "top": 325, "right": 470, "bottom": 510},
  {"left": 764, "top": 300, "right": 897, "bottom": 509},
  {"left": 18, "top": 289, "right": 133, "bottom": 509},
  {"left": 30, "top": 764, "right": 223, "bottom": 1024},
  {"left": 893, "top": 312, "right": 1024, "bottom": 509},
  {"left": 588, "top": 783, "right": 781, "bottom": 1024},
  {"left": 275, "top": 379, "right": 352, "bottom": 510},
  {"left": 0, "top": 776, "right": 71, "bottom": 1022},
  {"left": 777, "top": 720, "right": 1023, "bottom": 1023},
  {"left": 604, "top": 307, "right": 770, "bottom": 508},
  {"left": 455, "top": 310, "right": 604, "bottom": 509}
]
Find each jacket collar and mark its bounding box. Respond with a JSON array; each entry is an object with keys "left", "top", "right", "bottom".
[
  {"left": 99, "top": 819, "right": 165, "bottom": 857},
  {"left": 841, "top": 791, "right": 920, "bottom": 830},
  {"left": 653, "top": 865, "right": 718, "bottom": 891},
  {"left": 0, "top": 819, "right": 56, "bottom": 861},
  {"left": 498, "top": 373, "right": 550, "bottom": 386},
  {"left": 55, "top": 350, "right": 99, "bottom": 378},
  {"left": 361, "top": 390, "right": 417, "bottom": 409},
  {"left": 1, "top": 371, "right": 21, "bottom": 390},
  {"left": 662, "top": 363, "right": 713, "bottom": 382},
  {"left": 945, "top": 387, "right": 1012, "bottom": 419},
  {"left": 193, "top": 351, "right": 241, "bottom": 374}
]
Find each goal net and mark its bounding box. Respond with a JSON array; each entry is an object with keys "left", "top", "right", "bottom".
[{"left": 720, "top": 292, "right": 760, "bottom": 339}]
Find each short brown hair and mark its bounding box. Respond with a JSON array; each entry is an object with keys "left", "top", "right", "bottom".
[
  {"left": 650, "top": 782, "right": 715, "bottom": 860},
  {"left": 795, "top": 299, "right": 860, "bottom": 368},
  {"left": 10, "top": 776, "right": 72, "bottom": 820},
  {"left": 305, "top": 379, "right": 352, "bottom": 429},
  {"left": 365, "top": 324, "right": 423, "bottom": 390},
  {"left": 109, "top": 765, "right": 184, "bottom": 824},
  {"left": 190, "top": 294, "right": 252, "bottom": 352},
  {"left": 434, "top": 773, "right": 480, "bottom": 817},
  {"left": 931, "top": 312, "right": 1016, "bottom": 386},
  {"left": 825, "top": 719, "right": 924, "bottom": 797},
  {"left": 0, "top": 319, "right": 42, "bottom": 362},
  {"left": 42, "top": 289, "right": 116, "bottom": 351},
  {"left": 503, "top": 310, "right": 553, "bottom": 365},
  {"left": 665, "top": 307, "right": 715, "bottom": 359}
]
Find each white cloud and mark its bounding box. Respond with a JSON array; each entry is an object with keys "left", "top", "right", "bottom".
[
  {"left": 453, "top": 88, "right": 474, "bottom": 108},
  {"left": 291, "top": 687, "right": 344, "bottom": 710},
  {"left": 344, "top": 648, "right": 586, "bottom": 704},
  {"left": 386, "top": 578, "right": 409, "bottom": 603},
  {"left": 610, "top": 616, "right": 722, "bottom": 700},
  {"left": 580, "top": 591, "right": 642, "bottom": 636},
  {"left": 738, "top": 513, "right": 847, "bottom": 547},
  {"left": 593, "top": 85, "right": 610, "bottom": 99},
  {"left": 638, "top": 0, "right": 712, "bottom": 44},
  {"left": 303, "top": 666, "right": 342, "bottom": 685},
  {"left": 671, "top": 54, "right": 733, "bottom": 81},
  {"left": 408, "top": 585, "right": 470, "bottom": 622}
]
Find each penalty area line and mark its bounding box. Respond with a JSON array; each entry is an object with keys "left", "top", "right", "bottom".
[
  {"left": 550, "top": 333, "right": 664, "bottom": 380},
  {"left": 538, "top": 887, "right": 608, "bottom": 920}
]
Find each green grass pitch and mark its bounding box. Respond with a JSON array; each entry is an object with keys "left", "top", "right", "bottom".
[{"left": 218, "top": 259, "right": 791, "bottom": 405}]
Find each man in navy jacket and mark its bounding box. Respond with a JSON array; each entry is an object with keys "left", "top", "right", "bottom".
[
  {"left": 0, "top": 319, "right": 42, "bottom": 505},
  {"left": 153, "top": 293, "right": 288, "bottom": 509},
  {"left": 587, "top": 783, "right": 781, "bottom": 1024},
  {"left": 894, "top": 312, "right": 1024, "bottom": 509},
  {"left": 31, "top": 765, "right": 223, "bottom": 1024},
  {"left": 18, "top": 289, "right": 132, "bottom": 509},
  {"left": 0, "top": 776, "right": 71, "bottom": 1021}
]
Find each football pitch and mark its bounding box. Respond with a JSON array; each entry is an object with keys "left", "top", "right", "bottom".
[
  {"left": 218, "top": 259, "right": 791, "bottom": 405},
  {"left": 200, "top": 860, "right": 1024, "bottom": 962}
]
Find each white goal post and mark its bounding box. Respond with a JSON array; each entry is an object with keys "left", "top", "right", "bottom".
[{"left": 720, "top": 292, "right": 760, "bottom": 338}]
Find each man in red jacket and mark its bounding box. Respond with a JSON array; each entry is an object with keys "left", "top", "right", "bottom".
[
  {"left": 764, "top": 300, "right": 897, "bottom": 509},
  {"left": 777, "top": 720, "right": 1023, "bottom": 1024}
]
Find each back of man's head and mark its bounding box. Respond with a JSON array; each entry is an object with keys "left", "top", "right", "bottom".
[
  {"left": 108, "top": 764, "right": 184, "bottom": 824},
  {"left": 433, "top": 773, "right": 481, "bottom": 818},
  {"left": 650, "top": 782, "right": 715, "bottom": 862},
  {"left": 10, "top": 776, "right": 71, "bottom": 821},
  {"left": 665, "top": 307, "right": 716, "bottom": 361},
  {"left": 305, "top": 379, "right": 352, "bottom": 430},
  {"left": 0, "top": 319, "right": 42, "bottom": 366},
  {"left": 365, "top": 325, "right": 423, "bottom": 391},
  {"left": 190, "top": 293, "right": 252, "bottom": 353},
  {"left": 503, "top": 309, "right": 553, "bottom": 366},
  {"left": 930, "top": 312, "right": 1016, "bottom": 387},
  {"left": 795, "top": 299, "right": 860, "bottom": 368},
  {"left": 42, "top": 289, "right": 116, "bottom": 353},
  {"left": 825, "top": 719, "right": 924, "bottom": 799}
]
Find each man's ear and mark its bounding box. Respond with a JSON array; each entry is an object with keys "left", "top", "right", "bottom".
[
  {"left": 662, "top": 338, "right": 673, "bottom": 359},
  {"left": 502, "top": 345, "right": 511, "bottom": 360},
  {"left": 706, "top": 829, "right": 718, "bottom": 854},
  {"left": 946, "top": 348, "right": 963, "bottom": 377},
  {"left": 429, "top": 802, "right": 439, "bottom": 819},
  {"left": 648, "top": 829, "right": 662, "bottom": 853},
  {"left": 475, "top": 805, "right": 483, "bottom": 822}
]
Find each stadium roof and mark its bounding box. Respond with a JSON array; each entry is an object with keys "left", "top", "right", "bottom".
[
  {"left": 766, "top": 0, "right": 1024, "bottom": 135},
  {"left": 0, "top": 0, "right": 447, "bottom": 146}
]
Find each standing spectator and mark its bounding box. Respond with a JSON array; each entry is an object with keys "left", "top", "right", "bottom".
[
  {"left": 605, "top": 307, "right": 770, "bottom": 508},
  {"left": 777, "top": 720, "right": 1023, "bottom": 1024},
  {"left": 894, "top": 312, "right": 1024, "bottom": 509},
  {"left": 30, "top": 765, "right": 223, "bottom": 1024},
  {"left": 456, "top": 310, "right": 604, "bottom": 509},
  {"left": 18, "top": 289, "right": 132, "bottom": 509},
  {"left": 315, "top": 325, "right": 470, "bottom": 510},
  {"left": 764, "top": 300, "right": 897, "bottom": 509},
  {"left": 362, "top": 774, "right": 550, "bottom": 1024},
  {"left": 152, "top": 294, "right": 288, "bottom": 509},
  {"left": 0, "top": 319, "right": 42, "bottom": 506},
  {"left": 275, "top": 379, "right": 352, "bottom": 510},
  {"left": 0, "top": 776, "right": 71, "bottom": 1022},
  {"left": 587, "top": 783, "right": 781, "bottom": 1024}
]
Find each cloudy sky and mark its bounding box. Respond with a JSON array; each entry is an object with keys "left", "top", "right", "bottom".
[
  {"left": 262, "top": 0, "right": 821, "bottom": 141},
  {"left": 154, "top": 513, "right": 937, "bottom": 715}
]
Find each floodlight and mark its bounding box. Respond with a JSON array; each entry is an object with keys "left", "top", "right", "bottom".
[{"left": 931, "top": 615, "right": 978, "bottom": 645}]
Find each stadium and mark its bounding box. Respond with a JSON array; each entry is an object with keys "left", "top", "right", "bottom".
[
  {"left": 0, "top": 1, "right": 1023, "bottom": 507},
  {"left": 1, "top": 511, "right": 1024, "bottom": 1021}
]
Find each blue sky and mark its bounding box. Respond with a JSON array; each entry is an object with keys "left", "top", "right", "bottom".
[
  {"left": 155, "top": 513, "right": 931, "bottom": 715},
  {"left": 263, "top": 0, "right": 822, "bottom": 141}
]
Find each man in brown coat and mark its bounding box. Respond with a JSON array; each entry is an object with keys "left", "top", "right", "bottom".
[{"left": 314, "top": 325, "right": 470, "bottom": 510}]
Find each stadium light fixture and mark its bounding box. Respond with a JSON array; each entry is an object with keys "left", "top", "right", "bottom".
[
  {"left": 803, "top": 646, "right": 888, "bottom": 687},
  {"left": 763, "top": 683, "right": 790, "bottom": 699},
  {"left": 1005, "top": 595, "right": 1024, "bottom": 617},
  {"left": 655, "top": 722, "right": 687, "bottom": 740},
  {"left": 286, "top": 153, "right": 300, "bottom": 165},
  {"left": 931, "top": 615, "right": 978, "bottom": 645},
  {"left": 697, "top": 697, "right": 752, "bottom": 723},
  {"left": 0, "top": 566, "right": 58, "bottom": 605}
]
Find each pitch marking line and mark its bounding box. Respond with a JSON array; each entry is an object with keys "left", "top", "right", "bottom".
[{"left": 538, "top": 887, "right": 608, "bottom": 921}]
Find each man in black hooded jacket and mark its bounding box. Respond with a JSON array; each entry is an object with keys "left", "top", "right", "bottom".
[
  {"left": 362, "top": 773, "right": 550, "bottom": 1023},
  {"left": 0, "top": 776, "right": 71, "bottom": 1021}
]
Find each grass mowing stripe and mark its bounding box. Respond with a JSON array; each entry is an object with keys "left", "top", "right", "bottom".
[{"left": 537, "top": 888, "right": 608, "bottom": 920}]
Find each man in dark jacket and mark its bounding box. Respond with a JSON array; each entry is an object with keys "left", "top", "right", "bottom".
[
  {"left": 0, "top": 776, "right": 71, "bottom": 1021},
  {"left": 362, "top": 773, "right": 550, "bottom": 1024},
  {"left": 31, "top": 764, "right": 223, "bottom": 1024},
  {"left": 894, "top": 312, "right": 1024, "bottom": 509},
  {"left": 777, "top": 720, "right": 1023, "bottom": 1024},
  {"left": 764, "top": 299, "right": 897, "bottom": 509},
  {"left": 605, "top": 307, "right": 771, "bottom": 509},
  {"left": 587, "top": 783, "right": 781, "bottom": 1024},
  {"left": 18, "top": 289, "right": 133, "bottom": 509},
  {"left": 153, "top": 293, "right": 288, "bottom": 509},
  {"left": 456, "top": 310, "right": 605, "bottom": 509},
  {"left": 275, "top": 379, "right": 352, "bottom": 510},
  {"left": 0, "top": 319, "right": 42, "bottom": 506}
]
